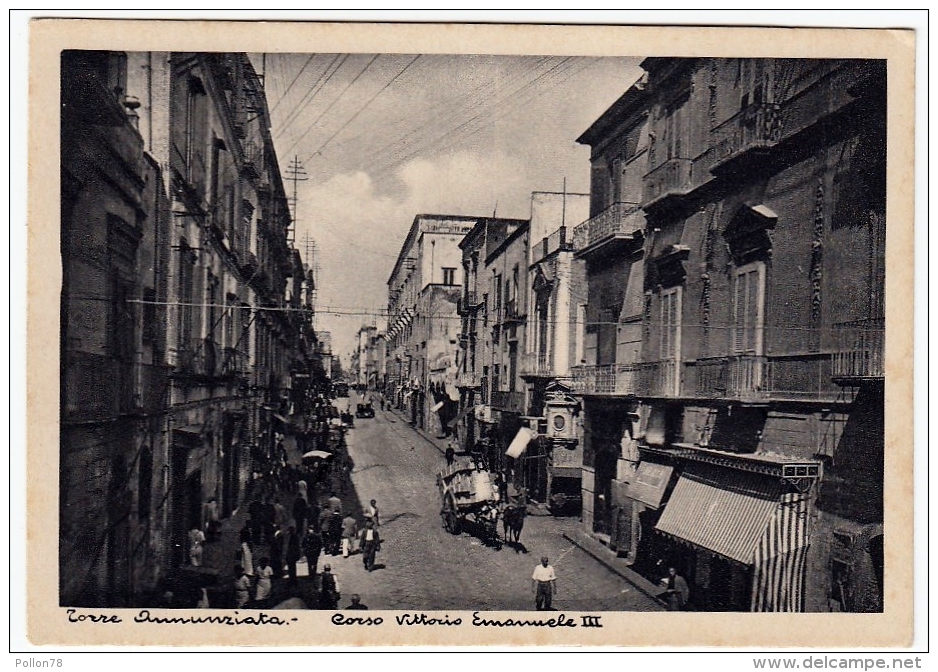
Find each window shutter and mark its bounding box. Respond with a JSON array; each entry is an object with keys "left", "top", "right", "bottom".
[{"left": 733, "top": 273, "right": 744, "bottom": 354}]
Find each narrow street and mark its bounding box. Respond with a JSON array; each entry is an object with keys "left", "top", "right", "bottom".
[{"left": 330, "top": 392, "right": 661, "bottom": 612}]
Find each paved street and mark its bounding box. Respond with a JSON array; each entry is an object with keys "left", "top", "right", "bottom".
[{"left": 327, "top": 392, "right": 662, "bottom": 612}]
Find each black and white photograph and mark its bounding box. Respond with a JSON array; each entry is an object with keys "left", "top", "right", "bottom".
[{"left": 21, "top": 16, "right": 918, "bottom": 650}]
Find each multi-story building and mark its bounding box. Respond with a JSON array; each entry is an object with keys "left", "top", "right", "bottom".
[
  {"left": 453, "top": 216, "right": 529, "bottom": 478},
  {"left": 572, "top": 58, "right": 886, "bottom": 613},
  {"left": 569, "top": 81, "right": 652, "bottom": 546},
  {"left": 352, "top": 325, "right": 384, "bottom": 391},
  {"left": 60, "top": 50, "right": 173, "bottom": 607},
  {"left": 386, "top": 215, "right": 477, "bottom": 433},
  {"left": 520, "top": 191, "right": 590, "bottom": 510},
  {"left": 60, "top": 51, "right": 307, "bottom": 606}
]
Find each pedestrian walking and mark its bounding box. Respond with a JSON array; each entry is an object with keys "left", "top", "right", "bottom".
[
  {"left": 346, "top": 594, "right": 368, "bottom": 610},
  {"left": 319, "top": 506, "right": 333, "bottom": 555},
  {"left": 240, "top": 538, "right": 254, "bottom": 578},
  {"left": 341, "top": 514, "right": 358, "bottom": 558},
  {"left": 327, "top": 491, "right": 343, "bottom": 515},
  {"left": 531, "top": 556, "right": 557, "bottom": 611},
  {"left": 285, "top": 525, "right": 302, "bottom": 587},
  {"left": 303, "top": 525, "right": 323, "bottom": 578},
  {"left": 273, "top": 497, "right": 288, "bottom": 531},
  {"left": 248, "top": 499, "right": 263, "bottom": 545},
  {"left": 365, "top": 499, "right": 380, "bottom": 527},
  {"left": 204, "top": 498, "right": 220, "bottom": 542},
  {"left": 292, "top": 495, "right": 308, "bottom": 538},
  {"left": 188, "top": 527, "right": 205, "bottom": 567},
  {"left": 233, "top": 565, "right": 251, "bottom": 608},
  {"left": 445, "top": 443, "right": 456, "bottom": 466},
  {"left": 254, "top": 556, "right": 274, "bottom": 608},
  {"left": 661, "top": 566, "right": 690, "bottom": 611},
  {"left": 269, "top": 525, "right": 284, "bottom": 579},
  {"left": 319, "top": 564, "right": 340, "bottom": 610},
  {"left": 360, "top": 518, "right": 382, "bottom": 572},
  {"left": 329, "top": 510, "right": 343, "bottom": 556}
]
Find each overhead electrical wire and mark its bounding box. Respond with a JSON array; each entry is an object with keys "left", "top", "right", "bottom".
[
  {"left": 305, "top": 54, "right": 422, "bottom": 164},
  {"left": 279, "top": 54, "right": 380, "bottom": 160}
]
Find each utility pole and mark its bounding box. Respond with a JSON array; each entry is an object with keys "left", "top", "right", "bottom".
[{"left": 284, "top": 155, "right": 308, "bottom": 245}]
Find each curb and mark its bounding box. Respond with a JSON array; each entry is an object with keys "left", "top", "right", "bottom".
[{"left": 562, "top": 530, "right": 666, "bottom": 608}]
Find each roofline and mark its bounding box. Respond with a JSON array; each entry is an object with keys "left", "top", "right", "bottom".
[{"left": 576, "top": 75, "right": 649, "bottom": 147}]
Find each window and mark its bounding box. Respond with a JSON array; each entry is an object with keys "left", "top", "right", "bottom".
[
  {"left": 442, "top": 267, "right": 456, "bottom": 286},
  {"left": 660, "top": 287, "right": 681, "bottom": 361},
  {"left": 732, "top": 262, "right": 766, "bottom": 355},
  {"left": 659, "top": 287, "right": 682, "bottom": 395},
  {"left": 178, "top": 240, "right": 194, "bottom": 350}
]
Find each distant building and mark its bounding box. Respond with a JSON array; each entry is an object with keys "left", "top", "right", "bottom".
[
  {"left": 386, "top": 215, "right": 478, "bottom": 433},
  {"left": 521, "top": 191, "right": 590, "bottom": 510},
  {"left": 453, "top": 216, "right": 528, "bottom": 476}
]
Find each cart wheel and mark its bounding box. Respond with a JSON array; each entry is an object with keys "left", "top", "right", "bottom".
[{"left": 441, "top": 496, "right": 460, "bottom": 535}]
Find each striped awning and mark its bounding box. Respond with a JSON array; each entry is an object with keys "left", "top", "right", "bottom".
[
  {"left": 655, "top": 463, "right": 784, "bottom": 565},
  {"left": 751, "top": 492, "right": 810, "bottom": 612}
]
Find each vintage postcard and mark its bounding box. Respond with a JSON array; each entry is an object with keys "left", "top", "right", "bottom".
[{"left": 26, "top": 18, "right": 916, "bottom": 648}]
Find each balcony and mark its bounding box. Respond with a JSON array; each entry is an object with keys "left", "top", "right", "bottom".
[
  {"left": 241, "top": 140, "right": 263, "bottom": 178},
  {"left": 643, "top": 158, "right": 694, "bottom": 209},
  {"left": 502, "top": 300, "right": 524, "bottom": 324},
  {"left": 533, "top": 226, "right": 572, "bottom": 263},
  {"left": 491, "top": 390, "right": 526, "bottom": 413},
  {"left": 521, "top": 352, "right": 553, "bottom": 379},
  {"left": 706, "top": 102, "right": 783, "bottom": 175},
  {"left": 63, "top": 352, "right": 135, "bottom": 422},
  {"left": 689, "top": 354, "right": 849, "bottom": 402},
  {"left": 458, "top": 291, "right": 482, "bottom": 315},
  {"left": 637, "top": 360, "right": 680, "bottom": 397},
  {"left": 456, "top": 370, "right": 482, "bottom": 389},
  {"left": 832, "top": 319, "right": 885, "bottom": 382},
  {"left": 572, "top": 202, "right": 644, "bottom": 259},
  {"left": 571, "top": 363, "right": 639, "bottom": 396},
  {"left": 222, "top": 347, "right": 249, "bottom": 379}
]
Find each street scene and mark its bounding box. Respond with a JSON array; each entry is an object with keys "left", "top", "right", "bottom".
[{"left": 59, "top": 50, "right": 886, "bottom": 614}]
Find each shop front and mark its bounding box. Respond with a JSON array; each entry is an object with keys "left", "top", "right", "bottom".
[{"left": 652, "top": 461, "right": 814, "bottom": 612}]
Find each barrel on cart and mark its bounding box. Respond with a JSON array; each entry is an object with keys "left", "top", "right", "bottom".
[{"left": 436, "top": 461, "right": 501, "bottom": 549}]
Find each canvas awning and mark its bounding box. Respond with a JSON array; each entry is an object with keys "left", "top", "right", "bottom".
[
  {"left": 505, "top": 427, "right": 534, "bottom": 458},
  {"left": 655, "top": 463, "right": 784, "bottom": 565},
  {"left": 625, "top": 461, "right": 674, "bottom": 509}
]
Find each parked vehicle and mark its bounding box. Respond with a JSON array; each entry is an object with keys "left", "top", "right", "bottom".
[{"left": 437, "top": 461, "right": 501, "bottom": 549}]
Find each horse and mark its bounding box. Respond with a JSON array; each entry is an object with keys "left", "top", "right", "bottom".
[{"left": 502, "top": 502, "right": 527, "bottom": 545}]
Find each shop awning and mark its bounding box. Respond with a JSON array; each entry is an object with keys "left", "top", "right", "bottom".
[
  {"left": 655, "top": 463, "right": 784, "bottom": 565},
  {"left": 505, "top": 427, "right": 534, "bottom": 458},
  {"left": 626, "top": 461, "right": 674, "bottom": 509}
]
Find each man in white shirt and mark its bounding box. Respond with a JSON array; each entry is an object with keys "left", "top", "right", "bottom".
[{"left": 531, "top": 556, "right": 557, "bottom": 610}]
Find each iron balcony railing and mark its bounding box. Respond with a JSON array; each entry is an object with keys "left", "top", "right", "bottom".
[
  {"left": 705, "top": 102, "right": 783, "bottom": 172},
  {"left": 533, "top": 226, "right": 572, "bottom": 262},
  {"left": 521, "top": 352, "right": 553, "bottom": 378},
  {"left": 637, "top": 360, "right": 680, "bottom": 397},
  {"left": 456, "top": 370, "right": 482, "bottom": 388},
  {"left": 832, "top": 318, "right": 885, "bottom": 380},
  {"left": 491, "top": 390, "right": 525, "bottom": 413},
  {"left": 572, "top": 202, "right": 643, "bottom": 252},
  {"left": 643, "top": 158, "right": 694, "bottom": 206},
  {"left": 570, "top": 363, "right": 640, "bottom": 396},
  {"left": 690, "top": 354, "right": 846, "bottom": 402}
]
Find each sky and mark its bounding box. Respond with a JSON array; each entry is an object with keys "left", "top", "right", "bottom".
[{"left": 252, "top": 53, "right": 644, "bottom": 362}]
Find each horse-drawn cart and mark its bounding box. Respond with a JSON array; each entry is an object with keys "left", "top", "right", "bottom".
[{"left": 436, "top": 461, "right": 501, "bottom": 548}]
